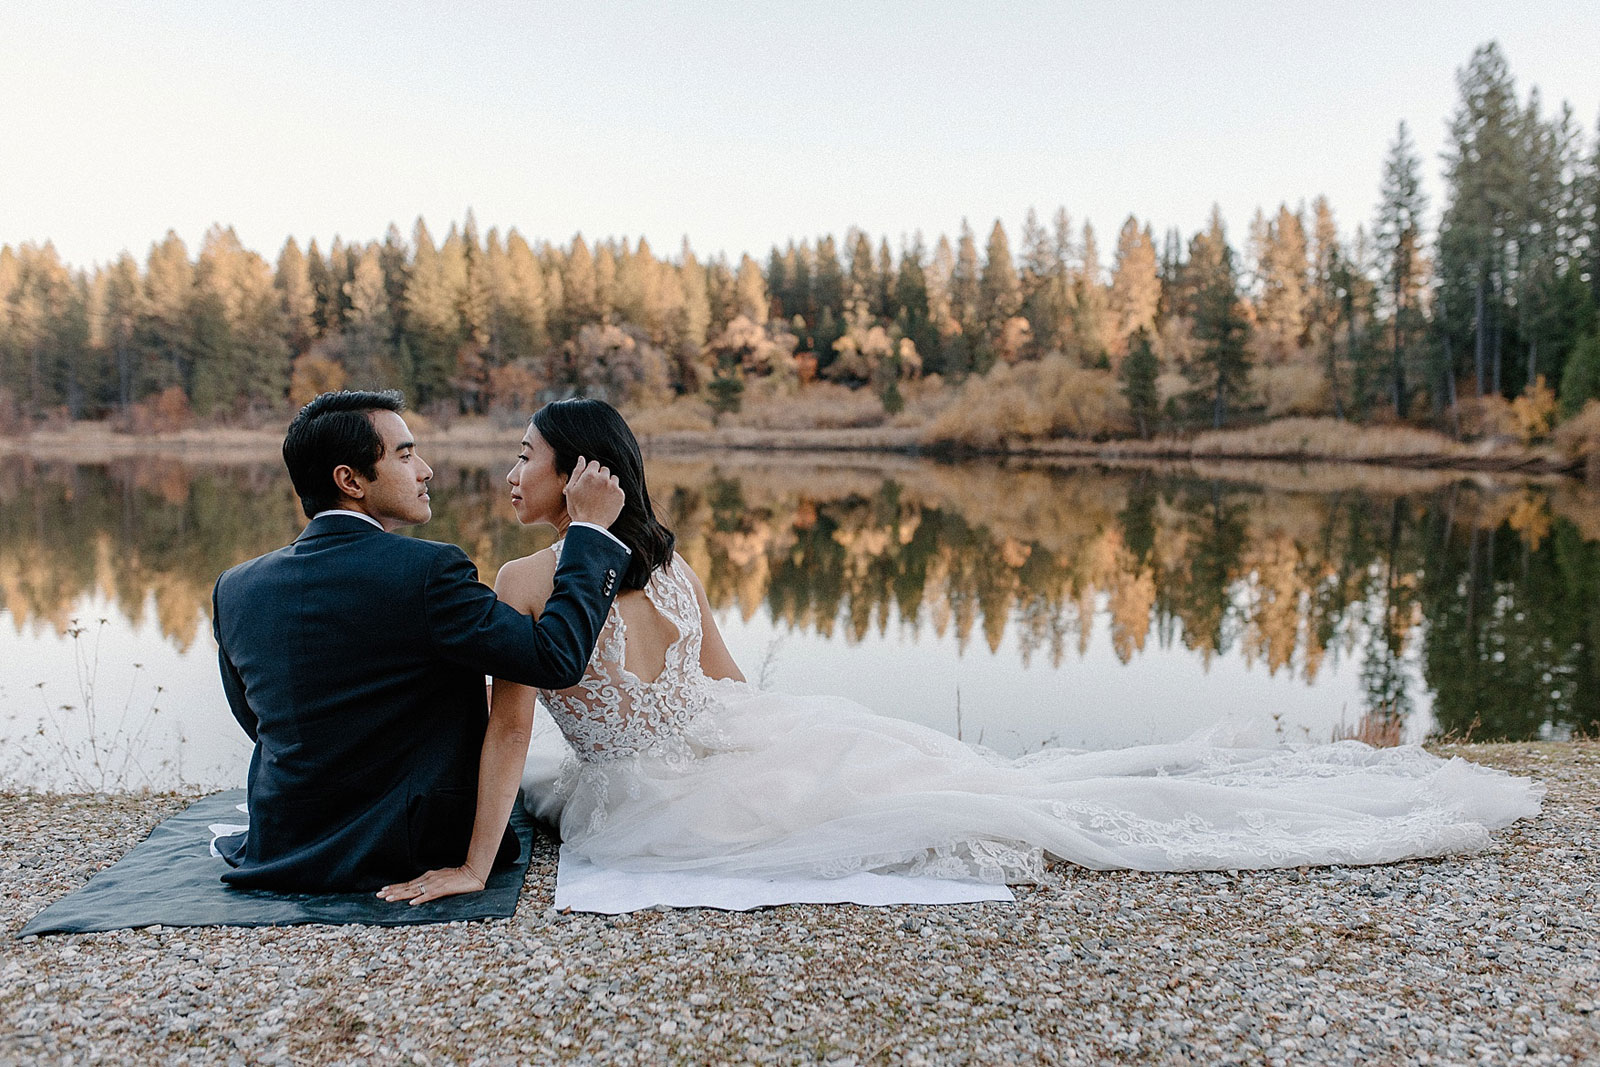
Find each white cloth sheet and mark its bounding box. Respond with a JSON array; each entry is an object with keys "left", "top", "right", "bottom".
[{"left": 553, "top": 845, "right": 1014, "bottom": 914}]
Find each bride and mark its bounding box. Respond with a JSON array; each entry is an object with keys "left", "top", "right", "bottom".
[{"left": 379, "top": 399, "right": 1541, "bottom": 904}]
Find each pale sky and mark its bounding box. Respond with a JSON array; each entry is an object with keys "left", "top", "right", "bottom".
[{"left": 3, "top": 1, "right": 1597, "bottom": 270}]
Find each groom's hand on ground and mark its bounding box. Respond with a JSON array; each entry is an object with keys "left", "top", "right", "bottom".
[
  {"left": 377, "top": 865, "right": 486, "bottom": 905},
  {"left": 564, "top": 455, "right": 625, "bottom": 529}
]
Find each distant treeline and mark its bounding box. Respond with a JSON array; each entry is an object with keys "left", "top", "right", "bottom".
[{"left": 1, "top": 41, "right": 1597, "bottom": 435}]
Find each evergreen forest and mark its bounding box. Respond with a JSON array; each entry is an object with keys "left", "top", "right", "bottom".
[{"left": 3, "top": 43, "right": 1598, "bottom": 442}]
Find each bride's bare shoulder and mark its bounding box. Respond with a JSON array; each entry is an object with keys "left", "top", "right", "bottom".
[
  {"left": 669, "top": 552, "right": 709, "bottom": 594},
  {"left": 495, "top": 546, "right": 559, "bottom": 616}
]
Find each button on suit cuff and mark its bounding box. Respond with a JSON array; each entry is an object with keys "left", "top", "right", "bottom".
[{"left": 569, "top": 522, "right": 630, "bottom": 554}]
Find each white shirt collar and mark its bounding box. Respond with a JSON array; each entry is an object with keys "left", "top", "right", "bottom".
[{"left": 310, "top": 509, "right": 386, "bottom": 531}]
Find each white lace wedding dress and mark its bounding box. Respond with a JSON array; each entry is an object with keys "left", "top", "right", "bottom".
[{"left": 524, "top": 541, "right": 1542, "bottom": 884}]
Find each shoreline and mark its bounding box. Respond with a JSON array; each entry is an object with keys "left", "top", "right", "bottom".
[
  {"left": 0, "top": 420, "right": 1588, "bottom": 478},
  {"left": 4, "top": 741, "right": 1597, "bottom": 1064}
]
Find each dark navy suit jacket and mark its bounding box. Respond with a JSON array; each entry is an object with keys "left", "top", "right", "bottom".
[{"left": 211, "top": 514, "right": 628, "bottom": 892}]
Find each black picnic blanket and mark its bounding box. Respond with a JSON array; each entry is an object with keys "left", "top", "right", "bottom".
[{"left": 18, "top": 789, "right": 537, "bottom": 936}]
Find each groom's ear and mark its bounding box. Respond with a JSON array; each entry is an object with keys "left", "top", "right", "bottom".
[{"left": 331, "top": 464, "right": 366, "bottom": 500}]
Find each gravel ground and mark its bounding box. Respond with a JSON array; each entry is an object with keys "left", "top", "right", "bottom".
[{"left": 3, "top": 742, "right": 1597, "bottom": 1066}]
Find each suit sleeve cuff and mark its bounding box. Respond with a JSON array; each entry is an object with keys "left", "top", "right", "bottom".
[{"left": 569, "top": 521, "right": 631, "bottom": 554}]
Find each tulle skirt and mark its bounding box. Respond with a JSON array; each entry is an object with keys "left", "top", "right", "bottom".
[{"left": 523, "top": 680, "right": 1542, "bottom": 884}]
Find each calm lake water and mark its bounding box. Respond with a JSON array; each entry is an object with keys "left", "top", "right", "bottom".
[{"left": 3, "top": 449, "right": 1597, "bottom": 792}]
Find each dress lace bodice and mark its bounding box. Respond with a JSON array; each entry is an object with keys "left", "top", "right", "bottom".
[{"left": 538, "top": 541, "right": 722, "bottom": 763}]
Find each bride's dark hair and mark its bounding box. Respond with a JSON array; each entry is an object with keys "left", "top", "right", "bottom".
[{"left": 531, "top": 397, "right": 675, "bottom": 590}]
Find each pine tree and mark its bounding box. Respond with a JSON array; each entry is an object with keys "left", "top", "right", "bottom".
[
  {"left": 790, "top": 241, "right": 814, "bottom": 326},
  {"left": 1185, "top": 210, "right": 1252, "bottom": 427},
  {"left": 979, "top": 219, "right": 1021, "bottom": 334},
  {"left": 9, "top": 243, "right": 86, "bottom": 417},
  {"left": 644, "top": 242, "right": 688, "bottom": 358},
  {"left": 678, "top": 240, "right": 712, "bottom": 373},
  {"left": 735, "top": 255, "right": 770, "bottom": 322},
  {"left": 1587, "top": 114, "right": 1600, "bottom": 308},
  {"left": 1072, "top": 222, "right": 1109, "bottom": 367},
  {"left": 1157, "top": 227, "right": 1186, "bottom": 322},
  {"left": 101, "top": 254, "right": 141, "bottom": 412},
  {"left": 1517, "top": 95, "right": 1589, "bottom": 387},
  {"left": 139, "top": 231, "right": 195, "bottom": 396},
  {"left": 847, "top": 230, "right": 879, "bottom": 315},
  {"left": 1307, "top": 197, "right": 1346, "bottom": 417},
  {"left": 705, "top": 257, "right": 738, "bottom": 338},
  {"left": 893, "top": 233, "right": 937, "bottom": 374},
  {"left": 503, "top": 230, "right": 550, "bottom": 359},
  {"left": 458, "top": 213, "right": 494, "bottom": 359},
  {"left": 765, "top": 246, "right": 790, "bottom": 319},
  {"left": 1017, "top": 207, "right": 1064, "bottom": 356},
  {"left": 274, "top": 238, "right": 317, "bottom": 356},
  {"left": 812, "top": 237, "right": 844, "bottom": 321},
  {"left": 305, "top": 239, "right": 332, "bottom": 337},
  {"left": 951, "top": 221, "right": 981, "bottom": 334},
  {"left": 1253, "top": 205, "right": 1310, "bottom": 366},
  {"left": 1560, "top": 331, "right": 1600, "bottom": 414},
  {"left": 190, "top": 226, "right": 287, "bottom": 414},
  {"left": 324, "top": 238, "right": 352, "bottom": 332},
  {"left": 379, "top": 225, "right": 411, "bottom": 348},
  {"left": 343, "top": 243, "right": 398, "bottom": 389},
  {"left": 811, "top": 238, "right": 845, "bottom": 364},
  {"left": 1374, "top": 121, "right": 1429, "bottom": 415},
  {"left": 1107, "top": 217, "right": 1160, "bottom": 363},
  {"left": 1547, "top": 260, "right": 1599, "bottom": 412},
  {"left": 563, "top": 234, "right": 599, "bottom": 329},
  {"left": 0, "top": 246, "right": 19, "bottom": 414},
  {"left": 594, "top": 241, "right": 618, "bottom": 321},
  {"left": 1121, "top": 328, "right": 1160, "bottom": 438},
  {"left": 926, "top": 235, "right": 955, "bottom": 333},
  {"left": 404, "top": 220, "right": 461, "bottom": 406},
  {"left": 612, "top": 237, "right": 648, "bottom": 334},
  {"left": 1336, "top": 226, "right": 1384, "bottom": 417},
  {"left": 1438, "top": 42, "right": 1522, "bottom": 396}
]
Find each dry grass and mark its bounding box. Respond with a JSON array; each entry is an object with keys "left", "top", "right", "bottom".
[
  {"left": 1331, "top": 710, "right": 1407, "bottom": 748},
  {"left": 1188, "top": 418, "right": 1474, "bottom": 461},
  {"left": 1155, "top": 371, "right": 1189, "bottom": 406},
  {"left": 1251, "top": 363, "right": 1331, "bottom": 418},
  {"left": 922, "top": 356, "right": 1130, "bottom": 449},
  {"left": 1456, "top": 395, "right": 1522, "bottom": 442},
  {"left": 623, "top": 395, "right": 716, "bottom": 435},
  {"left": 1552, "top": 398, "right": 1600, "bottom": 468},
  {"left": 724, "top": 380, "right": 888, "bottom": 431}
]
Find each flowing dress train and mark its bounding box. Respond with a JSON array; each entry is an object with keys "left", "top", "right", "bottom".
[{"left": 524, "top": 541, "right": 1541, "bottom": 884}]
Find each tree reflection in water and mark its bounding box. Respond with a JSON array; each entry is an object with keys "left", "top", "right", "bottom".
[{"left": 3, "top": 454, "right": 1598, "bottom": 742}]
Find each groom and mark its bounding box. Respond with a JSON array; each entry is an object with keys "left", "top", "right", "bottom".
[{"left": 212, "top": 389, "right": 630, "bottom": 892}]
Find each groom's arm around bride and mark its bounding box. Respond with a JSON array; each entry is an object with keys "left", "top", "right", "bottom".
[{"left": 211, "top": 390, "right": 630, "bottom": 893}]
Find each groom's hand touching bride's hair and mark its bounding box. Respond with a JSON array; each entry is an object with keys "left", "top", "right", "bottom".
[{"left": 563, "top": 455, "right": 625, "bottom": 529}]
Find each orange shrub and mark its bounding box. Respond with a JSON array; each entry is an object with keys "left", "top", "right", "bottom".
[{"left": 1509, "top": 375, "right": 1558, "bottom": 443}]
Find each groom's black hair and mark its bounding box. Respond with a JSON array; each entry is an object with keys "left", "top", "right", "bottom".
[
  {"left": 283, "top": 390, "right": 406, "bottom": 519},
  {"left": 531, "top": 397, "right": 675, "bottom": 590}
]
